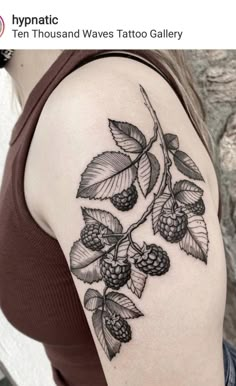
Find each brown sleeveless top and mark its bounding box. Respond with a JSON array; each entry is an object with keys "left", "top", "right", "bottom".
[{"left": 0, "top": 50, "right": 217, "bottom": 386}]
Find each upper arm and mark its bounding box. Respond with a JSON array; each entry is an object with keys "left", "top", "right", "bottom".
[{"left": 25, "top": 56, "right": 226, "bottom": 386}]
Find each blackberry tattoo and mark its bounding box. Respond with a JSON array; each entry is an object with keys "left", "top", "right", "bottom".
[
  {"left": 70, "top": 86, "right": 209, "bottom": 360},
  {"left": 110, "top": 184, "right": 138, "bottom": 211},
  {"left": 100, "top": 254, "right": 131, "bottom": 290},
  {"left": 81, "top": 224, "right": 107, "bottom": 251},
  {"left": 105, "top": 314, "right": 132, "bottom": 343},
  {"left": 134, "top": 243, "right": 170, "bottom": 276},
  {"left": 185, "top": 198, "right": 205, "bottom": 216},
  {"left": 157, "top": 207, "right": 188, "bottom": 243}
]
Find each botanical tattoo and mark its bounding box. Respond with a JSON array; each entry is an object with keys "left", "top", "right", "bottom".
[{"left": 70, "top": 85, "right": 209, "bottom": 360}]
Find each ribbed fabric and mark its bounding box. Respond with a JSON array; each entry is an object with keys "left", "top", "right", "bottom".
[{"left": 0, "top": 50, "right": 219, "bottom": 386}]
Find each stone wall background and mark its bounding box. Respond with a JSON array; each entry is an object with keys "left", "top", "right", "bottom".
[{"left": 186, "top": 50, "right": 236, "bottom": 345}]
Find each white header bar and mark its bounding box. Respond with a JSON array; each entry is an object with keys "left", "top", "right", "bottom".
[{"left": 0, "top": 0, "right": 236, "bottom": 49}]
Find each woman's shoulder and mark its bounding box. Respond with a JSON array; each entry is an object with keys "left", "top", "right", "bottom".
[
  {"left": 32, "top": 54, "right": 220, "bottom": 209},
  {"left": 23, "top": 54, "right": 227, "bottom": 385}
]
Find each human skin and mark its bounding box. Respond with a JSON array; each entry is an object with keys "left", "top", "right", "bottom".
[{"left": 7, "top": 51, "right": 226, "bottom": 385}]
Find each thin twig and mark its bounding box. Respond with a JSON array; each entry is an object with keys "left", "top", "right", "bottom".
[
  {"left": 89, "top": 86, "right": 174, "bottom": 263},
  {"left": 103, "top": 286, "right": 108, "bottom": 297},
  {"left": 101, "top": 234, "right": 124, "bottom": 238},
  {"left": 102, "top": 286, "right": 108, "bottom": 315},
  {"left": 128, "top": 116, "right": 159, "bottom": 168},
  {"left": 128, "top": 234, "right": 143, "bottom": 255},
  {"left": 113, "top": 85, "right": 175, "bottom": 258},
  {"left": 140, "top": 85, "right": 174, "bottom": 197}
]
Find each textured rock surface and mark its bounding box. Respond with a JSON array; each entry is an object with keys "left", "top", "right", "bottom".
[{"left": 187, "top": 51, "right": 236, "bottom": 345}]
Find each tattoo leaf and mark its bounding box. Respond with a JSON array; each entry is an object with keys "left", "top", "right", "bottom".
[
  {"left": 105, "top": 291, "right": 143, "bottom": 319},
  {"left": 82, "top": 207, "right": 123, "bottom": 235},
  {"left": 127, "top": 242, "right": 141, "bottom": 262},
  {"left": 109, "top": 120, "right": 147, "bottom": 153},
  {"left": 138, "top": 152, "right": 160, "bottom": 197},
  {"left": 164, "top": 133, "right": 179, "bottom": 151},
  {"left": 117, "top": 239, "right": 130, "bottom": 258},
  {"left": 71, "top": 85, "right": 209, "bottom": 363},
  {"left": 152, "top": 193, "right": 171, "bottom": 234},
  {"left": 77, "top": 151, "right": 137, "bottom": 199},
  {"left": 84, "top": 289, "right": 103, "bottom": 311},
  {"left": 92, "top": 309, "right": 121, "bottom": 360},
  {"left": 70, "top": 240, "right": 102, "bottom": 283},
  {"left": 179, "top": 213, "right": 209, "bottom": 263},
  {"left": 173, "top": 150, "right": 204, "bottom": 181},
  {"left": 173, "top": 180, "right": 203, "bottom": 205},
  {"left": 127, "top": 264, "right": 147, "bottom": 298}
]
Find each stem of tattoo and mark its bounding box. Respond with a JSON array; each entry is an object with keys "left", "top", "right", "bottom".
[
  {"left": 140, "top": 85, "right": 174, "bottom": 197},
  {"left": 126, "top": 87, "right": 160, "bottom": 170},
  {"left": 102, "top": 286, "right": 108, "bottom": 314},
  {"left": 128, "top": 234, "right": 143, "bottom": 255},
  {"left": 113, "top": 87, "right": 175, "bottom": 259},
  {"left": 92, "top": 86, "right": 176, "bottom": 263}
]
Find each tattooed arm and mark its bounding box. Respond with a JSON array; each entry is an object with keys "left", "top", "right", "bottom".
[{"left": 25, "top": 56, "right": 226, "bottom": 386}]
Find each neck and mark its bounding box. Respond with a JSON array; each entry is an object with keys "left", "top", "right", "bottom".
[{"left": 6, "top": 50, "right": 63, "bottom": 107}]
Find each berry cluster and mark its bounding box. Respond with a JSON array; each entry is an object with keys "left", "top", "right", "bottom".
[
  {"left": 135, "top": 244, "right": 170, "bottom": 276},
  {"left": 110, "top": 185, "right": 138, "bottom": 211},
  {"left": 100, "top": 254, "right": 131, "bottom": 290},
  {"left": 99, "top": 242, "right": 170, "bottom": 292},
  {"left": 81, "top": 223, "right": 107, "bottom": 251},
  {"left": 185, "top": 198, "right": 205, "bottom": 216},
  {"left": 74, "top": 85, "right": 209, "bottom": 362},
  {"left": 105, "top": 313, "right": 131, "bottom": 343},
  {"left": 157, "top": 207, "right": 188, "bottom": 243}
]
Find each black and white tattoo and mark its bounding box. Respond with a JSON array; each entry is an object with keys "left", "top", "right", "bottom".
[{"left": 70, "top": 86, "right": 209, "bottom": 360}]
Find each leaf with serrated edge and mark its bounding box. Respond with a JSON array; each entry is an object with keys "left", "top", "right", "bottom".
[
  {"left": 127, "top": 264, "right": 147, "bottom": 298},
  {"left": 82, "top": 208, "right": 123, "bottom": 234},
  {"left": 163, "top": 196, "right": 175, "bottom": 210},
  {"left": 117, "top": 239, "right": 130, "bottom": 258},
  {"left": 179, "top": 213, "right": 208, "bottom": 263},
  {"left": 173, "top": 180, "right": 203, "bottom": 205},
  {"left": 109, "top": 120, "right": 147, "bottom": 153},
  {"left": 70, "top": 240, "right": 103, "bottom": 269},
  {"left": 84, "top": 289, "right": 103, "bottom": 311},
  {"left": 70, "top": 240, "right": 102, "bottom": 283},
  {"left": 92, "top": 309, "right": 121, "bottom": 360},
  {"left": 127, "top": 243, "right": 140, "bottom": 262},
  {"left": 105, "top": 291, "right": 143, "bottom": 318},
  {"left": 71, "top": 261, "right": 102, "bottom": 283},
  {"left": 77, "top": 151, "right": 137, "bottom": 199},
  {"left": 164, "top": 133, "right": 179, "bottom": 151},
  {"left": 152, "top": 193, "right": 171, "bottom": 234},
  {"left": 174, "top": 150, "right": 204, "bottom": 181},
  {"left": 138, "top": 152, "right": 160, "bottom": 197}
]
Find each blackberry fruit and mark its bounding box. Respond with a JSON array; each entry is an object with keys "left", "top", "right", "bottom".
[
  {"left": 135, "top": 243, "right": 170, "bottom": 276},
  {"left": 110, "top": 185, "right": 138, "bottom": 211},
  {"left": 81, "top": 223, "right": 107, "bottom": 251},
  {"left": 100, "top": 254, "right": 131, "bottom": 290},
  {"left": 157, "top": 207, "right": 188, "bottom": 243},
  {"left": 105, "top": 314, "right": 131, "bottom": 343},
  {"left": 185, "top": 198, "right": 205, "bottom": 216}
]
